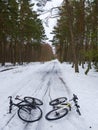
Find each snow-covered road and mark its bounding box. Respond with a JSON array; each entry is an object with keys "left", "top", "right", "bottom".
[{"left": 0, "top": 60, "right": 98, "bottom": 130}]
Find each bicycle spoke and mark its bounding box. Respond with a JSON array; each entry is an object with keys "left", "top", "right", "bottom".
[
  {"left": 18, "top": 105, "right": 42, "bottom": 122},
  {"left": 45, "top": 108, "right": 68, "bottom": 120},
  {"left": 24, "top": 97, "right": 43, "bottom": 105},
  {"left": 50, "top": 97, "right": 67, "bottom": 106}
]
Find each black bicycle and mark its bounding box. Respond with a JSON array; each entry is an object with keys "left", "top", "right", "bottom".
[
  {"left": 8, "top": 96, "right": 43, "bottom": 122},
  {"left": 45, "top": 94, "right": 81, "bottom": 120}
]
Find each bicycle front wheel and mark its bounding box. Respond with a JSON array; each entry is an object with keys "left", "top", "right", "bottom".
[
  {"left": 18, "top": 105, "right": 42, "bottom": 122},
  {"left": 49, "top": 97, "right": 67, "bottom": 106},
  {"left": 45, "top": 108, "right": 68, "bottom": 120},
  {"left": 24, "top": 97, "right": 43, "bottom": 105}
]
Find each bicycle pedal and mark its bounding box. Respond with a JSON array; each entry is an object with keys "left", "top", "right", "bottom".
[{"left": 55, "top": 112, "right": 60, "bottom": 116}]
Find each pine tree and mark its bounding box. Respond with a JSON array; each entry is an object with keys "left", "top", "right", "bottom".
[
  {"left": 52, "top": 0, "right": 98, "bottom": 73},
  {"left": 0, "top": 0, "right": 45, "bottom": 64}
]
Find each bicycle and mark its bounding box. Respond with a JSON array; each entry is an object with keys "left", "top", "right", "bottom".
[
  {"left": 45, "top": 94, "right": 81, "bottom": 120},
  {"left": 8, "top": 96, "right": 43, "bottom": 122}
]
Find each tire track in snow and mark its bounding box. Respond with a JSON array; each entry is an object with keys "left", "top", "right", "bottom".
[
  {"left": 22, "top": 64, "right": 54, "bottom": 130},
  {"left": 45, "top": 62, "right": 71, "bottom": 100},
  {"left": 58, "top": 76, "right": 72, "bottom": 97},
  {"left": 1, "top": 62, "right": 53, "bottom": 105},
  {"left": 33, "top": 61, "right": 85, "bottom": 130},
  {"left": 22, "top": 78, "right": 52, "bottom": 130},
  {"left": 47, "top": 62, "right": 88, "bottom": 130},
  {"left": 0, "top": 64, "right": 51, "bottom": 130},
  {"left": 28, "top": 62, "right": 55, "bottom": 99},
  {"left": 1, "top": 63, "right": 55, "bottom": 130},
  {"left": 31, "top": 63, "right": 60, "bottom": 130},
  {"left": 0, "top": 77, "right": 38, "bottom": 130},
  {"left": 11, "top": 62, "right": 54, "bottom": 97},
  {"left": 1, "top": 113, "right": 16, "bottom": 130},
  {"left": 34, "top": 79, "right": 52, "bottom": 130},
  {"left": 1, "top": 61, "right": 77, "bottom": 130},
  {"left": 22, "top": 61, "right": 88, "bottom": 130},
  {"left": 21, "top": 61, "right": 71, "bottom": 130},
  {"left": 53, "top": 63, "right": 72, "bottom": 98}
]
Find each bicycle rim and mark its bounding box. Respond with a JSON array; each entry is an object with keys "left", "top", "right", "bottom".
[
  {"left": 24, "top": 97, "right": 43, "bottom": 105},
  {"left": 45, "top": 108, "right": 68, "bottom": 120},
  {"left": 18, "top": 105, "right": 42, "bottom": 122},
  {"left": 49, "top": 97, "right": 67, "bottom": 106}
]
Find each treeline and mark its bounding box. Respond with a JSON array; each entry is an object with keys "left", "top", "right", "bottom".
[
  {"left": 52, "top": 0, "right": 98, "bottom": 73},
  {"left": 0, "top": 0, "right": 53, "bottom": 66},
  {"left": 0, "top": 41, "right": 54, "bottom": 63}
]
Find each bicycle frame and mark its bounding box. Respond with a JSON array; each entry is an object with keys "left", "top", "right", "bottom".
[
  {"left": 9, "top": 96, "right": 21, "bottom": 113},
  {"left": 8, "top": 96, "right": 34, "bottom": 113},
  {"left": 45, "top": 94, "right": 81, "bottom": 121},
  {"left": 8, "top": 96, "right": 43, "bottom": 123},
  {"left": 53, "top": 99, "right": 74, "bottom": 113},
  {"left": 51, "top": 94, "right": 81, "bottom": 116}
]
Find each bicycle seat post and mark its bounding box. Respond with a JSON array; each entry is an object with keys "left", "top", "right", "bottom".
[{"left": 8, "top": 96, "right": 13, "bottom": 113}]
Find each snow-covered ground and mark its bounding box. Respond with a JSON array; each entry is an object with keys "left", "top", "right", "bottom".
[{"left": 0, "top": 60, "right": 98, "bottom": 130}]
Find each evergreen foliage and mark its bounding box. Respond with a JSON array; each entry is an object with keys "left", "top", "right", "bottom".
[
  {"left": 52, "top": 0, "right": 98, "bottom": 73},
  {"left": 0, "top": 0, "right": 46, "bottom": 65}
]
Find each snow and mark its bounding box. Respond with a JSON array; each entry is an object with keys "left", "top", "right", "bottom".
[{"left": 0, "top": 60, "right": 98, "bottom": 130}]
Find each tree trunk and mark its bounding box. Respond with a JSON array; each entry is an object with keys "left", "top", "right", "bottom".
[
  {"left": 1, "top": 36, "right": 6, "bottom": 66},
  {"left": 65, "top": 0, "right": 79, "bottom": 72}
]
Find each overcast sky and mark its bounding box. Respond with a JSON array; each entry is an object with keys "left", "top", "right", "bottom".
[
  {"left": 32, "top": 0, "right": 63, "bottom": 44},
  {"left": 42, "top": 0, "right": 63, "bottom": 43}
]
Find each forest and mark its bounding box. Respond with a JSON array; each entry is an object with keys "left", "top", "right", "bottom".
[
  {"left": 52, "top": 0, "right": 98, "bottom": 73},
  {"left": 0, "top": 0, "right": 54, "bottom": 66},
  {"left": 0, "top": 0, "right": 98, "bottom": 74}
]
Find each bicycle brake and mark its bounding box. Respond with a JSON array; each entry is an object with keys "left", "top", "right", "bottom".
[
  {"left": 73, "top": 94, "right": 78, "bottom": 100},
  {"left": 8, "top": 96, "right": 12, "bottom": 99},
  {"left": 15, "top": 95, "right": 20, "bottom": 100}
]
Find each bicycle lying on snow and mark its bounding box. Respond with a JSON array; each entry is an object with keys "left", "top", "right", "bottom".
[
  {"left": 45, "top": 94, "right": 81, "bottom": 120},
  {"left": 8, "top": 96, "right": 43, "bottom": 122}
]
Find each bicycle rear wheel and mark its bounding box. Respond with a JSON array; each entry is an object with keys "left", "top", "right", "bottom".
[
  {"left": 18, "top": 105, "right": 42, "bottom": 122},
  {"left": 49, "top": 97, "right": 67, "bottom": 106},
  {"left": 45, "top": 108, "right": 68, "bottom": 120},
  {"left": 24, "top": 97, "right": 43, "bottom": 105}
]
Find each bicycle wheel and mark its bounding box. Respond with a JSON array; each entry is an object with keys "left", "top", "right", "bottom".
[
  {"left": 45, "top": 108, "right": 68, "bottom": 120},
  {"left": 49, "top": 97, "right": 67, "bottom": 106},
  {"left": 24, "top": 97, "right": 43, "bottom": 105},
  {"left": 18, "top": 105, "right": 42, "bottom": 122}
]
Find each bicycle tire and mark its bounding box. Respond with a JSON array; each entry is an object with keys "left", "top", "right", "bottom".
[
  {"left": 45, "top": 108, "right": 68, "bottom": 120},
  {"left": 49, "top": 97, "right": 67, "bottom": 106},
  {"left": 24, "top": 97, "right": 43, "bottom": 105},
  {"left": 18, "top": 105, "right": 42, "bottom": 122}
]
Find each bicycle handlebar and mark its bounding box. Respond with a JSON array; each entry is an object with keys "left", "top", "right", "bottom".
[
  {"left": 72, "top": 94, "right": 81, "bottom": 115},
  {"left": 8, "top": 95, "right": 20, "bottom": 100},
  {"left": 73, "top": 94, "right": 78, "bottom": 100},
  {"left": 8, "top": 96, "right": 12, "bottom": 99},
  {"left": 15, "top": 95, "right": 21, "bottom": 100}
]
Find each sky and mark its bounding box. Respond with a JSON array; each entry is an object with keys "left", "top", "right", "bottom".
[{"left": 32, "top": 0, "right": 63, "bottom": 44}]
